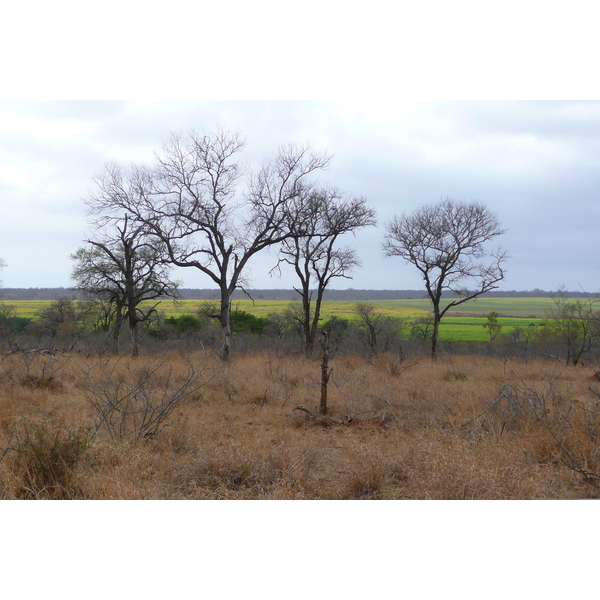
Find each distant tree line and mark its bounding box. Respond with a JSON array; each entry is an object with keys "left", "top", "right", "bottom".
[
  {"left": 0, "top": 287, "right": 596, "bottom": 302},
  {"left": 2, "top": 293, "right": 600, "bottom": 367}
]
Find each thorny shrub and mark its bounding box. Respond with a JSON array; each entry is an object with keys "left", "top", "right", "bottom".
[
  {"left": 77, "top": 356, "right": 212, "bottom": 441},
  {"left": 0, "top": 349, "right": 69, "bottom": 392},
  {"left": 463, "top": 374, "right": 600, "bottom": 489},
  {"left": 0, "top": 418, "right": 93, "bottom": 499}
]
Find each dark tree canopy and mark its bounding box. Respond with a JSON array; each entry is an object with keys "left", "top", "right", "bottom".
[{"left": 383, "top": 197, "right": 508, "bottom": 357}]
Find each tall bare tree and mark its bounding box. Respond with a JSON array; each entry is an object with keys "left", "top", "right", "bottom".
[
  {"left": 91, "top": 128, "right": 330, "bottom": 360},
  {"left": 383, "top": 197, "right": 508, "bottom": 358},
  {"left": 74, "top": 172, "right": 179, "bottom": 356},
  {"left": 275, "top": 187, "right": 375, "bottom": 355}
]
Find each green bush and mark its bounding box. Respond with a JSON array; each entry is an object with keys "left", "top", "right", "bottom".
[
  {"left": 2, "top": 316, "right": 32, "bottom": 333},
  {"left": 165, "top": 314, "right": 202, "bottom": 335},
  {"left": 321, "top": 316, "right": 350, "bottom": 342},
  {"left": 232, "top": 310, "right": 266, "bottom": 335}
]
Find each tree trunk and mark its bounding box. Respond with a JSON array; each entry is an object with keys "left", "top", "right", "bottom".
[
  {"left": 302, "top": 288, "right": 313, "bottom": 358},
  {"left": 319, "top": 329, "right": 331, "bottom": 415},
  {"left": 303, "top": 321, "right": 312, "bottom": 357},
  {"left": 112, "top": 308, "right": 124, "bottom": 354},
  {"left": 368, "top": 322, "right": 378, "bottom": 354},
  {"left": 431, "top": 306, "right": 441, "bottom": 359},
  {"left": 127, "top": 303, "right": 139, "bottom": 356},
  {"left": 219, "top": 291, "right": 232, "bottom": 362},
  {"left": 129, "top": 310, "right": 139, "bottom": 357},
  {"left": 309, "top": 290, "right": 325, "bottom": 358}
]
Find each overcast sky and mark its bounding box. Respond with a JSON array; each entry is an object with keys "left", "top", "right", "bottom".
[
  {"left": 2, "top": 2, "right": 599, "bottom": 295},
  {"left": 1, "top": 99, "right": 599, "bottom": 293}
]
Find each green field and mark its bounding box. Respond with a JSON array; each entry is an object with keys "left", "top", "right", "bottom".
[
  {"left": 373, "top": 297, "right": 555, "bottom": 317},
  {"left": 161, "top": 297, "right": 556, "bottom": 319},
  {"left": 0, "top": 297, "right": 551, "bottom": 343},
  {"left": 434, "top": 316, "right": 541, "bottom": 341},
  {"left": 0, "top": 300, "right": 55, "bottom": 319}
]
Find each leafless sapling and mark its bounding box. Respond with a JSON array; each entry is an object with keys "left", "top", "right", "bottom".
[{"left": 354, "top": 302, "right": 402, "bottom": 354}]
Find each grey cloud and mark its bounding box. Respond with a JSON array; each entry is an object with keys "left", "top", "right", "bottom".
[{"left": 1, "top": 100, "right": 599, "bottom": 292}]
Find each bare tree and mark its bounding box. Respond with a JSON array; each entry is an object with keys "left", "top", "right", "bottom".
[
  {"left": 274, "top": 188, "right": 376, "bottom": 356},
  {"left": 33, "top": 297, "right": 89, "bottom": 346},
  {"left": 410, "top": 315, "right": 435, "bottom": 342},
  {"left": 74, "top": 171, "right": 179, "bottom": 356},
  {"left": 94, "top": 128, "right": 331, "bottom": 360},
  {"left": 354, "top": 302, "right": 402, "bottom": 354},
  {"left": 383, "top": 198, "right": 508, "bottom": 358},
  {"left": 543, "top": 288, "right": 600, "bottom": 365}
]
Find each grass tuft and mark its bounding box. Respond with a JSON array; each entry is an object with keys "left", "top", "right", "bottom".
[{"left": 0, "top": 418, "right": 92, "bottom": 499}]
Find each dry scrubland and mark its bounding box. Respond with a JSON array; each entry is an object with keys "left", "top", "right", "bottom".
[{"left": 1, "top": 348, "right": 600, "bottom": 500}]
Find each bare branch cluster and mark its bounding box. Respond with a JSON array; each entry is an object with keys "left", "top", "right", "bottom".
[
  {"left": 276, "top": 188, "right": 376, "bottom": 355},
  {"left": 543, "top": 288, "right": 600, "bottom": 365},
  {"left": 384, "top": 197, "right": 508, "bottom": 357},
  {"left": 72, "top": 194, "right": 179, "bottom": 355},
  {"left": 78, "top": 357, "right": 210, "bottom": 440},
  {"left": 77, "top": 127, "right": 351, "bottom": 360}
]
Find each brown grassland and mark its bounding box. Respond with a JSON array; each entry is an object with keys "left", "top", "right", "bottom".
[{"left": 1, "top": 347, "right": 600, "bottom": 500}]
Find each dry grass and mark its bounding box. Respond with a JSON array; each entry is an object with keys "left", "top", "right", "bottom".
[{"left": 1, "top": 348, "right": 599, "bottom": 499}]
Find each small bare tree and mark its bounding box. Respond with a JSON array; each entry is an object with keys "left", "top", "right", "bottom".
[
  {"left": 34, "top": 297, "right": 88, "bottom": 344},
  {"left": 74, "top": 171, "right": 179, "bottom": 355},
  {"left": 319, "top": 328, "right": 332, "bottom": 415},
  {"left": 383, "top": 198, "right": 508, "bottom": 358},
  {"left": 410, "top": 315, "right": 435, "bottom": 342},
  {"left": 354, "top": 302, "right": 402, "bottom": 354},
  {"left": 94, "top": 128, "right": 330, "bottom": 360},
  {"left": 274, "top": 188, "right": 375, "bottom": 356},
  {"left": 543, "top": 288, "right": 600, "bottom": 365}
]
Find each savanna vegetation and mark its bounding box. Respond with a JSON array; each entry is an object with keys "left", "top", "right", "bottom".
[
  {"left": 2, "top": 285, "right": 600, "bottom": 501},
  {"left": 0, "top": 292, "right": 592, "bottom": 349},
  {"left": 2, "top": 345, "right": 600, "bottom": 499},
  {"left": 2, "top": 127, "right": 599, "bottom": 500}
]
